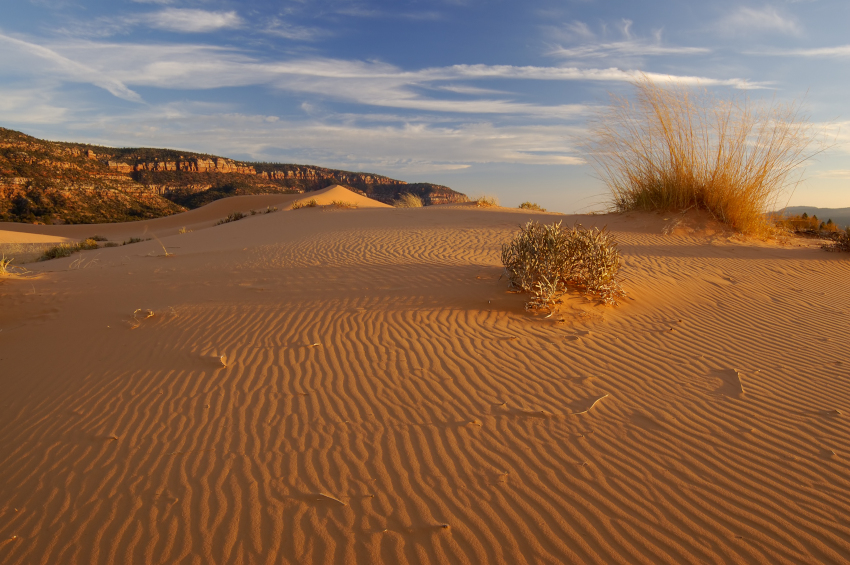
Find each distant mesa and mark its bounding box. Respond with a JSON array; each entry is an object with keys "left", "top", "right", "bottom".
[{"left": 0, "top": 127, "right": 467, "bottom": 225}]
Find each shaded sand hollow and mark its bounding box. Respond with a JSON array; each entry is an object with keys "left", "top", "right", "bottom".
[{"left": 1, "top": 187, "right": 848, "bottom": 564}]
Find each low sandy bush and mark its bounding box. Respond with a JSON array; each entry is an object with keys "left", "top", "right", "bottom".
[
  {"left": 215, "top": 212, "right": 246, "bottom": 225},
  {"left": 501, "top": 221, "right": 625, "bottom": 311},
  {"left": 291, "top": 199, "right": 318, "bottom": 210},
  {"left": 823, "top": 227, "right": 850, "bottom": 252},
  {"left": 473, "top": 195, "right": 499, "bottom": 207},
  {"left": 328, "top": 200, "right": 357, "bottom": 209},
  {"left": 395, "top": 193, "right": 424, "bottom": 208},
  {"left": 40, "top": 238, "right": 99, "bottom": 261},
  {"left": 519, "top": 202, "right": 546, "bottom": 212},
  {"left": 583, "top": 75, "right": 821, "bottom": 236},
  {"left": 0, "top": 255, "right": 13, "bottom": 276}
]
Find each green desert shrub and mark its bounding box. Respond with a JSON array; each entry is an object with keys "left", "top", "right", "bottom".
[
  {"left": 501, "top": 221, "right": 625, "bottom": 311},
  {"left": 583, "top": 75, "right": 820, "bottom": 236},
  {"left": 395, "top": 193, "right": 424, "bottom": 208},
  {"left": 519, "top": 202, "right": 546, "bottom": 212},
  {"left": 291, "top": 199, "right": 318, "bottom": 210}
]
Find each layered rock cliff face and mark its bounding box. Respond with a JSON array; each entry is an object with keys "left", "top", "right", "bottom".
[{"left": 0, "top": 128, "right": 468, "bottom": 224}]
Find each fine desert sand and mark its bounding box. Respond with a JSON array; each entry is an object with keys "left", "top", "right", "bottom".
[{"left": 0, "top": 186, "right": 848, "bottom": 564}]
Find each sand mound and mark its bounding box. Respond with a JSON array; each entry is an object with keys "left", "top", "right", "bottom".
[
  {"left": 288, "top": 184, "right": 393, "bottom": 209},
  {"left": 0, "top": 208, "right": 848, "bottom": 564},
  {"left": 0, "top": 231, "right": 73, "bottom": 245}
]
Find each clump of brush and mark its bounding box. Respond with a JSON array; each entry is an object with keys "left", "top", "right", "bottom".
[
  {"left": 39, "top": 238, "right": 99, "bottom": 261},
  {"left": 582, "top": 74, "right": 822, "bottom": 237},
  {"left": 501, "top": 221, "right": 625, "bottom": 312},
  {"left": 823, "top": 226, "right": 850, "bottom": 253}
]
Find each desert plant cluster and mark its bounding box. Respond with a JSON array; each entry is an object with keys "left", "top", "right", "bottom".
[
  {"left": 775, "top": 212, "right": 844, "bottom": 235},
  {"left": 823, "top": 226, "right": 850, "bottom": 252},
  {"left": 584, "top": 75, "right": 820, "bottom": 236},
  {"left": 291, "top": 199, "right": 318, "bottom": 210},
  {"left": 394, "top": 193, "right": 424, "bottom": 207},
  {"left": 40, "top": 238, "right": 99, "bottom": 261},
  {"left": 501, "top": 221, "right": 625, "bottom": 312},
  {"left": 472, "top": 195, "right": 499, "bottom": 208},
  {"left": 215, "top": 211, "right": 246, "bottom": 225},
  {"left": 519, "top": 202, "right": 546, "bottom": 212},
  {"left": 0, "top": 255, "right": 14, "bottom": 276}
]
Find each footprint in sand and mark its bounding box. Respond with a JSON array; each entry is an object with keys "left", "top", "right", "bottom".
[{"left": 712, "top": 368, "right": 745, "bottom": 398}]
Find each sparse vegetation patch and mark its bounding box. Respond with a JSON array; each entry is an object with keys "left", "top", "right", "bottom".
[
  {"left": 473, "top": 195, "right": 499, "bottom": 208},
  {"left": 501, "top": 221, "right": 625, "bottom": 312},
  {"left": 0, "top": 255, "right": 14, "bottom": 276},
  {"left": 395, "top": 193, "right": 424, "bottom": 208},
  {"left": 519, "top": 202, "right": 546, "bottom": 212},
  {"left": 583, "top": 75, "right": 821, "bottom": 236},
  {"left": 291, "top": 199, "right": 318, "bottom": 210},
  {"left": 215, "top": 212, "right": 246, "bottom": 225},
  {"left": 327, "top": 200, "right": 357, "bottom": 209},
  {"left": 39, "top": 238, "right": 99, "bottom": 261},
  {"left": 823, "top": 227, "right": 850, "bottom": 253}
]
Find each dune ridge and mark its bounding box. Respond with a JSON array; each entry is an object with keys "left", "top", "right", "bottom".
[{"left": 0, "top": 199, "right": 848, "bottom": 564}]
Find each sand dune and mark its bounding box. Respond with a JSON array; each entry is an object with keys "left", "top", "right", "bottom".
[{"left": 0, "top": 200, "right": 848, "bottom": 564}]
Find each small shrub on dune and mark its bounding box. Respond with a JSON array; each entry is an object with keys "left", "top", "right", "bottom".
[
  {"left": 328, "top": 200, "right": 357, "bottom": 209},
  {"left": 0, "top": 255, "right": 14, "bottom": 276},
  {"left": 519, "top": 202, "right": 546, "bottom": 212},
  {"left": 823, "top": 227, "right": 850, "bottom": 253},
  {"left": 291, "top": 199, "right": 318, "bottom": 210},
  {"left": 583, "top": 75, "right": 821, "bottom": 236},
  {"left": 39, "top": 238, "right": 99, "bottom": 261},
  {"left": 473, "top": 195, "right": 499, "bottom": 208},
  {"left": 87, "top": 235, "right": 108, "bottom": 242},
  {"left": 502, "top": 221, "right": 625, "bottom": 312},
  {"left": 395, "top": 193, "right": 424, "bottom": 208},
  {"left": 123, "top": 237, "right": 144, "bottom": 245},
  {"left": 215, "top": 212, "right": 246, "bottom": 225}
]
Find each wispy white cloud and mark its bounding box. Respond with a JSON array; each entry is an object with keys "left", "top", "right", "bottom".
[
  {"left": 262, "top": 18, "right": 329, "bottom": 40},
  {"left": 0, "top": 32, "right": 142, "bottom": 101},
  {"left": 754, "top": 45, "right": 850, "bottom": 57},
  {"left": 719, "top": 6, "right": 801, "bottom": 36},
  {"left": 58, "top": 8, "right": 244, "bottom": 37},
  {"left": 549, "top": 41, "right": 710, "bottom": 59},
  {"left": 0, "top": 33, "right": 769, "bottom": 113},
  {"left": 143, "top": 9, "right": 243, "bottom": 33},
  {"left": 59, "top": 104, "right": 586, "bottom": 170}
]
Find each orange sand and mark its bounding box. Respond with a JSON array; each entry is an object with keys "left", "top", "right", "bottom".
[{"left": 1, "top": 188, "right": 848, "bottom": 564}]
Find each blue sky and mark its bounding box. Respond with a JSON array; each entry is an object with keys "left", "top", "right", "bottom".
[{"left": 1, "top": 0, "right": 848, "bottom": 211}]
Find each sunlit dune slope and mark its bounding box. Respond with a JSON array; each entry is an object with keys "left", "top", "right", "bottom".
[{"left": 0, "top": 204, "right": 848, "bottom": 565}]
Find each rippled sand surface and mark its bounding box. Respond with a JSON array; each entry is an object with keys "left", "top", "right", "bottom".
[{"left": 1, "top": 190, "right": 848, "bottom": 564}]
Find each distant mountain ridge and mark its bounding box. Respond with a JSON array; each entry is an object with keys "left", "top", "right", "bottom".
[
  {"left": 0, "top": 127, "right": 467, "bottom": 224},
  {"left": 777, "top": 206, "right": 850, "bottom": 229}
]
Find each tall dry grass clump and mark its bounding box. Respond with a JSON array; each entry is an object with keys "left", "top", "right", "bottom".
[
  {"left": 395, "top": 193, "right": 424, "bottom": 208},
  {"left": 583, "top": 75, "right": 820, "bottom": 235}
]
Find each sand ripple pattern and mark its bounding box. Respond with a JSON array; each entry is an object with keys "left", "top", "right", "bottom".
[{"left": 1, "top": 210, "right": 849, "bottom": 564}]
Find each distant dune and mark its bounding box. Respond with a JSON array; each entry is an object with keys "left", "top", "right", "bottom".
[
  {"left": 1, "top": 191, "right": 848, "bottom": 564},
  {"left": 778, "top": 206, "right": 850, "bottom": 228}
]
